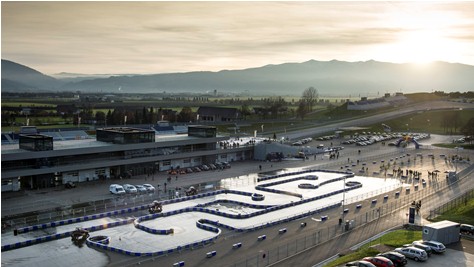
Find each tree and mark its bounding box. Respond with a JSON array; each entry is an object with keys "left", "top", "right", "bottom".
[
  {"left": 240, "top": 104, "right": 252, "bottom": 119},
  {"left": 461, "top": 117, "right": 474, "bottom": 143},
  {"left": 296, "top": 100, "right": 308, "bottom": 120},
  {"left": 95, "top": 111, "right": 106, "bottom": 126},
  {"left": 302, "top": 87, "right": 319, "bottom": 112},
  {"left": 178, "top": 107, "right": 194, "bottom": 122}
]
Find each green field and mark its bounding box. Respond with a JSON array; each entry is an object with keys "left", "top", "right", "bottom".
[{"left": 428, "top": 197, "right": 474, "bottom": 225}]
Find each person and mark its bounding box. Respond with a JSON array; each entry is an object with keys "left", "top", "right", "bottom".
[{"left": 259, "top": 165, "right": 262, "bottom": 171}]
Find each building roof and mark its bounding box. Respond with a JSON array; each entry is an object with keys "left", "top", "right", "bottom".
[
  {"left": 424, "top": 220, "right": 460, "bottom": 229},
  {"left": 197, "top": 106, "right": 239, "bottom": 117},
  {"left": 1, "top": 133, "right": 218, "bottom": 155}
]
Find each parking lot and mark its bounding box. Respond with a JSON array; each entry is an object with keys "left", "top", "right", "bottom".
[{"left": 405, "top": 238, "right": 474, "bottom": 267}]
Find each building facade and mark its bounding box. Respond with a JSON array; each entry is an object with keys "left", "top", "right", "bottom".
[{"left": 1, "top": 126, "right": 253, "bottom": 191}]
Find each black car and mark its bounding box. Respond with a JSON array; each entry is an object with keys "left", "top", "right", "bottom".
[
  {"left": 461, "top": 224, "right": 474, "bottom": 235},
  {"left": 377, "top": 251, "right": 407, "bottom": 267}
]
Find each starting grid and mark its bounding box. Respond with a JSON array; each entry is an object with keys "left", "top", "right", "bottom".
[{"left": 2, "top": 169, "right": 365, "bottom": 257}]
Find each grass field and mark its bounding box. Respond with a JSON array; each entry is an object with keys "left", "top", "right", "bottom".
[{"left": 429, "top": 197, "right": 474, "bottom": 225}]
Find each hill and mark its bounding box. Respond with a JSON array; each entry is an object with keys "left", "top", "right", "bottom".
[
  {"left": 1, "top": 59, "right": 62, "bottom": 91},
  {"left": 2, "top": 59, "right": 473, "bottom": 95}
]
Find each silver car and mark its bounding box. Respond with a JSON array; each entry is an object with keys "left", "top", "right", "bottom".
[
  {"left": 414, "top": 240, "right": 446, "bottom": 253},
  {"left": 395, "top": 246, "right": 428, "bottom": 262}
]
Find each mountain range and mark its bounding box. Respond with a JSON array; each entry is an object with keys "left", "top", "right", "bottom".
[{"left": 2, "top": 59, "right": 473, "bottom": 96}]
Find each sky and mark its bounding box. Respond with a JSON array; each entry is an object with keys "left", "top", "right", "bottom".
[{"left": 2, "top": 1, "right": 474, "bottom": 75}]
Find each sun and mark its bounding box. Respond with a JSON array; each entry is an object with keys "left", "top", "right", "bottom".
[{"left": 381, "top": 5, "right": 463, "bottom": 65}]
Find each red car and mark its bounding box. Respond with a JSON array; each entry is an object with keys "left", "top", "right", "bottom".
[{"left": 362, "top": 256, "right": 394, "bottom": 267}]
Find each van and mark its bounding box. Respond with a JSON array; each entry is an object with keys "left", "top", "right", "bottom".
[{"left": 109, "top": 184, "right": 125, "bottom": 195}]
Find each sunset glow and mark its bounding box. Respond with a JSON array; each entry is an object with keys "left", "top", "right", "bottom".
[{"left": 2, "top": 1, "right": 474, "bottom": 74}]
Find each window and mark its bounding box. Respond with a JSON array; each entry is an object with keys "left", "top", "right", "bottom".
[{"left": 163, "top": 160, "right": 171, "bottom": 166}]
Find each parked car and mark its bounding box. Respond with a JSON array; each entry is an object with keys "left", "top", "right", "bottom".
[
  {"left": 413, "top": 240, "right": 446, "bottom": 253},
  {"left": 362, "top": 256, "right": 394, "bottom": 267},
  {"left": 208, "top": 163, "right": 217, "bottom": 170},
  {"left": 193, "top": 166, "right": 201, "bottom": 172},
  {"left": 461, "top": 224, "right": 474, "bottom": 235},
  {"left": 346, "top": 260, "right": 377, "bottom": 267},
  {"left": 109, "top": 184, "right": 126, "bottom": 195},
  {"left": 65, "top": 181, "right": 76, "bottom": 189},
  {"left": 200, "top": 164, "right": 210, "bottom": 171},
  {"left": 122, "top": 184, "right": 138, "bottom": 194},
  {"left": 186, "top": 168, "right": 193, "bottom": 173},
  {"left": 376, "top": 251, "right": 407, "bottom": 267},
  {"left": 142, "top": 184, "right": 155, "bottom": 193},
  {"left": 394, "top": 247, "right": 428, "bottom": 261},
  {"left": 405, "top": 242, "right": 432, "bottom": 256},
  {"left": 134, "top": 184, "right": 147, "bottom": 194}
]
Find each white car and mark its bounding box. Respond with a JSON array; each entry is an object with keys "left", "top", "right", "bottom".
[
  {"left": 109, "top": 184, "right": 126, "bottom": 195},
  {"left": 122, "top": 184, "right": 138, "bottom": 194},
  {"left": 142, "top": 184, "right": 156, "bottom": 193},
  {"left": 134, "top": 184, "right": 147, "bottom": 194}
]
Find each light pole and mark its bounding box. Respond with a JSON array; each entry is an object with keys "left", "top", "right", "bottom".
[{"left": 341, "top": 177, "right": 346, "bottom": 229}]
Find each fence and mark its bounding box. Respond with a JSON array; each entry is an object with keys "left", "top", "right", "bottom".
[{"left": 427, "top": 189, "right": 474, "bottom": 220}]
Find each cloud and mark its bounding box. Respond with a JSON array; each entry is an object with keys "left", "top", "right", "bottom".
[{"left": 2, "top": 1, "right": 474, "bottom": 74}]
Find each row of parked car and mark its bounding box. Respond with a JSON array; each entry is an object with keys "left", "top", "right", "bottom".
[
  {"left": 109, "top": 183, "right": 156, "bottom": 195},
  {"left": 346, "top": 240, "right": 446, "bottom": 266},
  {"left": 167, "top": 162, "right": 231, "bottom": 175}
]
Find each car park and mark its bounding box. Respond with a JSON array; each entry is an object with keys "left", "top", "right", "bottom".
[
  {"left": 377, "top": 251, "right": 407, "bottom": 267},
  {"left": 134, "top": 184, "right": 147, "bottom": 194},
  {"left": 362, "top": 256, "right": 394, "bottom": 267},
  {"left": 123, "top": 184, "right": 138, "bottom": 194},
  {"left": 395, "top": 247, "right": 428, "bottom": 261},
  {"left": 109, "top": 184, "right": 126, "bottom": 195},
  {"left": 461, "top": 224, "right": 474, "bottom": 235},
  {"left": 413, "top": 240, "right": 446, "bottom": 253},
  {"left": 142, "top": 184, "right": 155, "bottom": 193},
  {"left": 346, "top": 260, "right": 377, "bottom": 267}
]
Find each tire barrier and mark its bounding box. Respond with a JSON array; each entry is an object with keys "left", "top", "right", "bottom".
[
  {"left": 87, "top": 235, "right": 110, "bottom": 245},
  {"left": 384, "top": 195, "right": 389, "bottom": 200},
  {"left": 279, "top": 228, "right": 287, "bottom": 234},
  {"left": 300, "top": 222, "right": 307, "bottom": 227},
  {"left": 258, "top": 235, "right": 267, "bottom": 241},
  {"left": 372, "top": 199, "right": 377, "bottom": 204},
  {"left": 321, "top": 215, "right": 328, "bottom": 221},
  {"left": 196, "top": 219, "right": 221, "bottom": 233},
  {"left": 395, "top": 191, "right": 400, "bottom": 196},
  {"left": 15, "top": 205, "right": 147, "bottom": 234},
  {"left": 251, "top": 193, "right": 265, "bottom": 201},
  {"left": 356, "top": 204, "right": 362, "bottom": 209},
  {"left": 2, "top": 218, "right": 134, "bottom": 252},
  {"left": 298, "top": 183, "right": 318, "bottom": 189},
  {"left": 86, "top": 232, "right": 220, "bottom": 257},
  {"left": 343, "top": 209, "right": 349, "bottom": 213}
]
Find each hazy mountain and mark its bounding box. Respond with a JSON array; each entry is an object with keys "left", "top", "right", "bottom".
[
  {"left": 60, "top": 60, "right": 474, "bottom": 95},
  {"left": 50, "top": 72, "right": 136, "bottom": 83},
  {"left": 1, "top": 59, "right": 63, "bottom": 91},
  {"left": 2, "top": 59, "right": 473, "bottom": 95}
]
